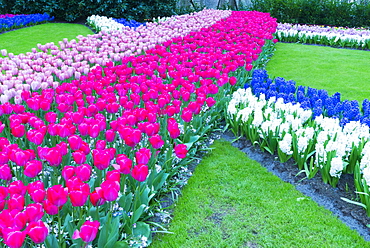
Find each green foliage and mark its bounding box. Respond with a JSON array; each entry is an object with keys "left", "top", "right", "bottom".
[
  {"left": 251, "top": 0, "right": 370, "bottom": 28},
  {"left": 0, "top": 0, "right": 177, "bottom": 22}
]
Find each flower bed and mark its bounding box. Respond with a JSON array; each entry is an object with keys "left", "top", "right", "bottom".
[
  {"left": 0, "top": 9, "right": 231, "bottom": 105},
  {"left": 0, "top": 10, "right": 277, "bottom": 247},
  {"left": 226, "top": 68, "right": 370, "bottom": 216},
  {"left": 86, "top": 15, "right": 144, "bottom": 32},
  {"left": 0, "top": 13, "right": 54, "bottom": 33},
  {"left": 276, "top": 23, "right": 370, "bottom": 50}
]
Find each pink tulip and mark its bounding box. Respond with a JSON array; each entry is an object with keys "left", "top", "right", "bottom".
[
  {"left": 68, "top": 135, "right": 83, "bottom": 150},
  {"left": 75, "top": 164, "right": 92, "bottom": 181},
  {"left": 100, "top": 180, "right": 119, "bottom": 201},
  {"left": 174, "top": 144, "right": 188, "bottom": 159},
  {"left": 90, "top": 187, "right": 106, "bottom": 206},
  {"left": 73, "top": 220, "right": 100, "bottom": 243},
  {"left": 7, "top": 194, "right": 25, "bottom": 211},
  {"left": 149, "top": 134, "right": 164, "bottom": 149},
  {"left": 11, "top": 124, "right": 25, "bottom": 138},
  {"left": 8, "top": 180, "right": 27, "bottom": 196},
  {"left": 25, "top": 203, "right": 44, "bottom": 222},
  {"left": 24, "top": 160, "right": 43, "bottom": 178},
  {"left": 28, "top": 181, "right": 46, "bottom": 203},
  {"left": 44, "top": 149, "right": 62, "bottom": 166},
  {"left": 131, "top": 164, "right": 149, "bottom": 182},
  {"left": 0, "top": 164, "right": 12, "bottom": 181},
  {"left": 47, "top": 185, "right": 68, "bottom": 207},
  {"left": 135, "top": 148, "right": 151, "bottom": 165},
  {"left": 62, "top": 166, "right": 75, "bottom": 181},
  {"left": 27, "top": 221, "right": 49, "bottom": 244},
  {"left": 92, "top": 149, "right": 111, "bottom": 170},
  {"left": 43, "top": 199, "right": 59, "bottom": 215},
  {"left": 113, "top": 154, "right": 132, "bottom": 174},
  {"left": 2, "top": 228, "right": 26, "bottom": 248}
]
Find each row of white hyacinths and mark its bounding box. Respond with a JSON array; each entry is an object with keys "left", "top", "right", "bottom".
[
  {"left": 276, "top": 23, "right": 370, "bottom": 49},
  {"left": 86, "top": 15, "right": 129, "bottom": 32},
  {"left": 226, "top": 88, "right": 370, "bottom": 215}
]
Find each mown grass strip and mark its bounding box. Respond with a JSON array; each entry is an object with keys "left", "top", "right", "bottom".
[
  {"left": 0, "top": 23, "right": 94, "bottom": 55},
  {"left": 266, "top": 42, "right": 370, "bottom": 102},
  {"left": 151, "top": 140, "right": 368, "bottom": 247}
]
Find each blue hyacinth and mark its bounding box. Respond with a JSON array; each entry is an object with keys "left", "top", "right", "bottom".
[
  {"left": 245, "top": 69, "right": 370, "bottom": 127},
  {"left": 113, "top": 18, "right": 145, "bottom": 28},
  {"left": 0, "top": 13, "right": 53, "bottom": 32}
]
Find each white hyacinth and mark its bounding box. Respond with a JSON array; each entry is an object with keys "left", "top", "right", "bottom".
[
  {"left": 279, "top": 133, "right": 293, "bottom": 155},
  {"left": 362, "top": 166, "right": 370, "bottom": 186},
  {"left": 360, "top": 142, "right": 370, "bottom": 171},
  {"left": 329, "top": 156, "right": 344, "bottom": 178}
]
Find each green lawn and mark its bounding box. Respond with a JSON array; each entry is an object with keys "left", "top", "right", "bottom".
[
  {"left": 151, "top": 140, "right": 368, "bottom": 247},
  {"left": 266, "top": 42, "right": 370, "bottom": 102},
  {"left": 0, "top": 23, "right": 94, "bottom": 55}
]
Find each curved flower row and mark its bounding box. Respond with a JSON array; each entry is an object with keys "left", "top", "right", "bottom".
[
  {"left": 228, "top": 69, "right": 370, "bottom": 216},
  {"left": 86, "top": 15, "right": 145, "bottom": 32},
  {"left": 0, "top": 11, "right": 277, "bottom": 247},
  {"left": 0, "top": 9, "right": 231, "bottom": 105},
  {"left": 277, "top": 23, "right": 370, "bottom": 49},
  {"left": 0, "top": 13, "right": 54, "bottom": 33}
]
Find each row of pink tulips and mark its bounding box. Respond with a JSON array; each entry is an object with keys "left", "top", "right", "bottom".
[
  {"left": 0, "top": 9, "right": 231, "bottom": 105},
  {"left": 0, "top": 10, "right": 277, "bottom": 247}
]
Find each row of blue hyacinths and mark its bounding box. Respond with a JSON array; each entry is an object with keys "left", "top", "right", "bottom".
[{"left": 246, "top": 69, "right": 370, "bottom": 127}]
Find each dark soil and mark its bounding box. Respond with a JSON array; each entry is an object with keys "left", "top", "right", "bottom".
[{"left": 220, "top": 130, "right": 370, "bottom": 242}]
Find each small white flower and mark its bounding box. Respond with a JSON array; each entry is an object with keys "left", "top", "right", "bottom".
[
  {"left": 329, "top": 156, "right": 344, "bottom": 178},
  {"left": 279, "top": 133, "right": 293, "bottom": 155}
]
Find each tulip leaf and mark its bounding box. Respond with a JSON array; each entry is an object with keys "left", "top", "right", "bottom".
[
  {"left": 151, "top": 171, "right": 169, "bottom": 192},
  {"left": 104, "top": 217, "right": 120, "bottom": 248},
  {"left": 134, "top": 186, "right": 150, "bottom": 207},
  {"left": 113, "top": 241, "right": 129, "bottom": 248},
  {"left": 132, "top": 204, "right": 147, "bottom": 224},
  {"left": 133, "top": 222, "right": 151, "bottom": 237},
  {"left": 89, "top": 206, "right": 100, "bottom": 221},
  {"left": 341, "top": 197, "right": 367, "bottom": 209},
  {"left": 98, "top": 221, "right": 109, "bottom": 248},
  {"left": 118, "top": 192, "right": 133, "bottom": 212},
  {"left": 132, "top": 221, "right": 152, "bottom": 245},
  {"left": 64, "top": 214, "right": 74, "bottom": 237},
  {"left": 45, "top": 234, "right": 58, "bottom": 248},
  {"left": 184, "top": 135, "right": 201, "bottom": 149}
]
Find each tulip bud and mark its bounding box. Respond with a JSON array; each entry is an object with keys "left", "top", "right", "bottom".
[
  {"left": 131, "top": 164, "right": 149, "bottom": 182},
  {"left": 3, "top": 228, "right": 26, "bottom": 248},
  {"left": 72, "top": 220, "right": 100, "bottom": 243},
  {"left": 24, "top": 160, "right": 43, "bottom": 178},
  {"left": 27, "top": 221, "right": 48, "bottom": 244},
  {"left": 174, "top": 144, "right": 188, "bottom": 159},
  {"left": 47, "top": 185, "right": 68, "bottom": 207}
]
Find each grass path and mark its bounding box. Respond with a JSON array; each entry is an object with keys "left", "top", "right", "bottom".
[
  {"left": 266, "top": 42, "right": 370, "bottom": 102},
  {"left": 0, "top": 23, "right": 94, "bottom": 55},
  {"left": 151, "top": 140, "right": 368, "bottom": 247}
]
